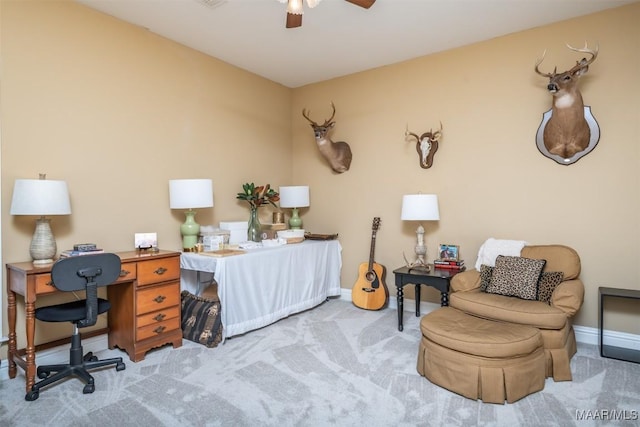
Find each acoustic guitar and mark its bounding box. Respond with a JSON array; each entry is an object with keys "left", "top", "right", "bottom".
[{"left": 352, "top": 217, "right": 388, "bottom": 310}]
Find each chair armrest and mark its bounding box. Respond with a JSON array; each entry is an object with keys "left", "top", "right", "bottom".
[
  {"left": 550, "top": 278, "right": 584, "bottom": 317},
  {"left": 450, "top": 270, "right": 481, "bottom": 293}
]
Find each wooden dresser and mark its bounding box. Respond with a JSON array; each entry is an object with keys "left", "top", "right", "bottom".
[{"left": 6, "top": 249, "right": 182, "bottom": 392}]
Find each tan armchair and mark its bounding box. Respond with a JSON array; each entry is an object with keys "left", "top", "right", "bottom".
[{"left": 449, "top": 244, "right": 584, "bottom": 381}]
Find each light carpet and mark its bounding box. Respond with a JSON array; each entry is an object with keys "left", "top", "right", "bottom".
[{"left": 1, "top": 298, "right": 639, "bottom": 426}]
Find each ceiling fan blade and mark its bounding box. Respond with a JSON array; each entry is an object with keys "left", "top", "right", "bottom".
[
  {"left": 286, "top": 12, "right": 302, "bottom": 28},
  {"left": 345, "top": 0, "right": 376, "bottom": 8}
]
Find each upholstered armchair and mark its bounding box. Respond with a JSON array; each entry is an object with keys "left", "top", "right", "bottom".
[{"left": 449, "top": 244, "right": 585, "bottom": 381}]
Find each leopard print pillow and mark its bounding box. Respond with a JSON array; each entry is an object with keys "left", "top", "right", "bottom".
[
  {"left": 485, "top": 255, "right": 546, "bottom": 300},
  {"left": 479, "top": 264, "right": 493, "bottom": 292},
  {"left": 537, "top": 271, "right": 564, "bottom": 304}
]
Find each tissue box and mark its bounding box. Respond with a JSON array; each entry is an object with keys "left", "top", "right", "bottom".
[{"left": 219, "top": 221, "right": 248, "bottom": 244}]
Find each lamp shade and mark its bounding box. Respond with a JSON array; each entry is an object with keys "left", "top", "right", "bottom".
[
  {"left": 169, "top": 179, "right": 214, "bottom": 209},
  {"left": 279, "top": 186, "right": 310, "bottom": 208},
  {"left": 10, "top": 179, "right": 71, "bottom": 215},
  {"left": 401, "top": 194, "right": 439, "bottom": 221}
]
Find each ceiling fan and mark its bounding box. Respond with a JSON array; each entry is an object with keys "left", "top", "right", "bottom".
[{"left": 278, "top": 0, "right": 376, "bottom": 29}]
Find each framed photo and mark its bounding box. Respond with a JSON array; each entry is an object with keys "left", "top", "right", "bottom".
[
  {"left": 135, "top": 232, "right": 158, "bottom": 250},
  {"left": 438, "top": 244, "right": 459, "bottom": 261}
]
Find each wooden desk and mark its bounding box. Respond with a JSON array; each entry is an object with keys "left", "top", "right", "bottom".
[
  {"left": 180, "top": 240, "right": 343, "bottom": 339},
  {"left": 6, "top": 249, "right": 183, "bottom": 392}
]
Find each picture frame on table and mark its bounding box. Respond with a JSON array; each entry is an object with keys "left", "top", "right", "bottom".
[
  {"left": 439, "top": 244, "right": 459, "bottom": 261},
  {"left": 135, "top": 232, "right": 158, "bottom": 250}
]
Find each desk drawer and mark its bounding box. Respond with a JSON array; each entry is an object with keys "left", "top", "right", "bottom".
[
  {"left": 137, "top": 257, "right": 180, "bottom": 286},
  {"left": 136, "top": 282, "right": 180, "bottom": 315},
  {"left": 116, "top": 262, "right": 137, "bottom": 283},
  {"left": 35, "top": 274, "right": 56, "bottom": 295},
  {"left": 136, "top": 317, "right": 180, "bottom": 341},
  {"left": 137, "top": 306, "right": 180, "bottom": 328}
]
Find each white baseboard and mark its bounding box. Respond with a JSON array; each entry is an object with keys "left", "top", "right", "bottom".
[
  {"left": 339, "top": 288, "right": 640, "bottom": 350},
  {"left": 2, "top": 292, "right": 638, "bottom": 382}
]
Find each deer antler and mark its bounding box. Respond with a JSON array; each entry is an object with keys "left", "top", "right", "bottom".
[
  {"left": 303, "top": 102, "right": 336, "bottom": 127},
  {"left": 302, "top": 107, "right": 318, "bottom": 127},
  {"left": 431, "top": 121, "right": 443, "bottom": 141},
  {"left": 323, "top": 102, "right": 336, "bottom": 126},
  {"left": 566, "top": 42, "right": 599, "bottom": 73},
  {"left": 405, "top": 124, "right": 420, "bottom": 142},
  {"left": 534, "top": 49, "right": 556, "bottom": 78}
]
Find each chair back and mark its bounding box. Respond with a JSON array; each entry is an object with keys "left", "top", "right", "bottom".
[{"left": 51, "top": 253, "right": 121, "bottom": 328}]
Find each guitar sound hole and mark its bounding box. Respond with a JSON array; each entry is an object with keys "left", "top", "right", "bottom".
[{"left": 365, "top": 271, "right": 376, "bottom": 282}]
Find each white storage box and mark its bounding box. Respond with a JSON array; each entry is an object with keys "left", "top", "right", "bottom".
[{"left": 219, "top": 221, "right": 248, "bottom": 244}]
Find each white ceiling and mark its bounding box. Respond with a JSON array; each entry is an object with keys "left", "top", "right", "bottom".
[{"left": 76, "top": 0, "right": 633, "bottom": 88}]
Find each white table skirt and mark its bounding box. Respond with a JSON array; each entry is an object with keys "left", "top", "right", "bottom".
[{"left": 180, "top": 240, "right": 342, "bottom": 339}]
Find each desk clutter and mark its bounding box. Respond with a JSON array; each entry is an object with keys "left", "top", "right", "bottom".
[{"left": 59, "top": 242, "right": 104, "bottom": 258}]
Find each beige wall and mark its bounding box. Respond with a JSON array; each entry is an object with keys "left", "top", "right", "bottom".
[
  {"left": 291, "top": 3, "right": 640, "bottom": 332},
  {"left": 0, "top": 1, "right": 292, "bottom": 350},
  {"left": 1, "top": 1, "right": 639, "bottom": 356},
  {"left": 292, "top": 3, "right": 640, "bottom": 334}
]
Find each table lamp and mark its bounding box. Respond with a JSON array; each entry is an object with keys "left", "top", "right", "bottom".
[
  {"left": 169, "top": 179, "right": 214, "bottom": 250},
  {"left": 10, "top": 175, "right": 72, "bottom": 265},
  {"left": 401, "top": 194, "right": 440, "bottom": 270},
  {"left": 279, "top": 186, "right": 310, "bottom": 229}
]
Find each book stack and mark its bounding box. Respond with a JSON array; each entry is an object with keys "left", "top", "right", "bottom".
[
  {"left": 59, "top": 243, "right": 104, "bottom": 258},
  {"left": 433, "top": 259, "right": 465, "bottom": 271}
]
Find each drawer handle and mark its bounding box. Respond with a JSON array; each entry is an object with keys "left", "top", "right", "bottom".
[
  {"left": 153, "top": 313, "right": 166, "bottom": 322},
  {"left": 119, "top": 269, "right": 130, "bottom": 277},
  {"left": 154, "top": 267, "right": 168, "bottom": 275},
  {"left": 153, "top": 326, "right": 166, "bottom": 335},
  {"left": 46, "top": 280, "right": 55, "bottom": 287},
  {"left": 153, "top": 295, "right": 166, "bottom": 303}
]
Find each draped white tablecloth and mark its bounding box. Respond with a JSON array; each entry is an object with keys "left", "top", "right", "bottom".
[{"left": 180, "top": 240, "right": 342, "bottom": 339}]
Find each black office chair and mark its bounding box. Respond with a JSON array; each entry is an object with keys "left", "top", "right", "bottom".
[{"left": 25, "top": 253, "right": 126, "bottom": 401}]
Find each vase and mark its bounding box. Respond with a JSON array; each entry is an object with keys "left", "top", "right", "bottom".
[{"left": 247, "top": 206, "right": 262, "bottom": 242}]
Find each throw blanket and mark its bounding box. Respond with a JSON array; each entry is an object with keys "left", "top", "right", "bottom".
[{"left": 474, "top": 238, "right": 528, "bottom": 270}]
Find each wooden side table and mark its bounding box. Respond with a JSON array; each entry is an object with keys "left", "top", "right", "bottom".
[
  {"left": 598, "top": 286, "right": 640, "bottom": 364},
  {"left": 393, "top": 265, "right": 464, "bottom": 331}
]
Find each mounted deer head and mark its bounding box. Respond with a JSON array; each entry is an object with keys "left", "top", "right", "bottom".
[
  {"left": 535, "top": 42, "right": 599, "bottom": 160},
  {"left": 405, "top": 122, "right": 443, "bottom": 169},
  {"left": 302, "top": 102, "right": 352, "bottom": 173}
]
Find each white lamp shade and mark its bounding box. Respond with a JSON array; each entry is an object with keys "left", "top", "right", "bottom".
[
  {"left": 279, "top": 186, "right": 310, "bottom": 208},
  {"left": 169, "top": 179, "right": 214, "bottom": 209},
  {"left": 10, "top": 179, "right": 71, "bottom": 216},
  {"left": 401, "top": 194, "right": 440, "bottom": 221}
]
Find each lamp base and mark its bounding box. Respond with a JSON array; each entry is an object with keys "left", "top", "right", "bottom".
[
  {"left": 30, "top": 217, "right": 57, "bottom": 264},
  {"left": 288, "top": 207, "right": 303, "bottom": 229},
  {"left": 181, "top": 210, "right": 200, "bottom": 250},
  {"left": 403, "top": 224, "right": 430, "bottom": 271}
]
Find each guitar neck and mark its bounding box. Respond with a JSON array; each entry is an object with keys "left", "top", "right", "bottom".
[{"left": 367, "top": 232, "right": 377, "bottom": 271}]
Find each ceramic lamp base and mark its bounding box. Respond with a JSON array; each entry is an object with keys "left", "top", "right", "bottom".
[
  {"left": 288, "top": 207, "right": 303, "bottom": 229},
  {"left": 30, "top": 217, "right": 57, "bottom": 264},
  {"left": 181, "top": 210, "right": 200, "bottom": 249}
]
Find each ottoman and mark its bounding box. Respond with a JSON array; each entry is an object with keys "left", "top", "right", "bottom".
[{"left": 417, "top": 307, "right": 546, "bottom": 404}]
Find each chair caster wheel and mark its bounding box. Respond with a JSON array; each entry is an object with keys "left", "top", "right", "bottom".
[
  {"left": 84, "top": 352, "right": 98, "bottom": 362},
  {"left": 25, "top": 390, "right": 39, "bottom": 401},
  {"left": 83, "top": 383, "right": 95, "bottom": 394},
  {"left": 37, "top": 370, "right": 50, "bottom": 379},
  {"left": 116, "top": 363, "right": 126, "bottom": 372}
]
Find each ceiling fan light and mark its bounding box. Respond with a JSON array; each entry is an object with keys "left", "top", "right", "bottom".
[
  {"left": 287, "top": 0, "right": 304, "bottom": 15},
  {"left": 306, "top": 0, "right": 321, "bottom": 8}
]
